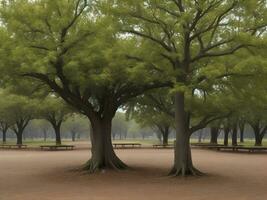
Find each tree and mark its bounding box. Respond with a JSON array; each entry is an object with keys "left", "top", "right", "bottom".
[
  {"left": 64, "top": 114, "right": 89, "bottom": 141},
  {"left": 0, "top": 94, "right": 37, "bottom": 145},
  {"left": 111, "top": 112, "right": 128, "bottom": 140},
  {"left": 35, "top": 120, "right": 51, "bottom": 141},
  {"left": 39, "top": 97, "right": 71, "bottom": 145},
  {"left": 114, "top": 0, "right": 267, "bottom": 176},
  {"left": 0, "top": 0, "right": 170, "bottom": 172},
  {"left": 209, "top": 122, "right": 221, "bottom": 144},
  {"left": 0, "top": 101, "right": 11, "bottom": 143},
  {"left": 127, "top": 89, "right": 174, "bottom": 145}
]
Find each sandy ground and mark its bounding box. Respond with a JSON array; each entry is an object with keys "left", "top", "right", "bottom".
[{"left": 0, "top": 147, "right": 266, "bottom": 200}]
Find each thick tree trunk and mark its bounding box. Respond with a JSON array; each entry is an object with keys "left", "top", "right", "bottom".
[
  {"left": 51, "top": 124, "right": 62, "bottom": 145},
  {"left": 254, "top": 130, "right": 263, "bottom": 146},
  {"left": 169, "top": 92, "right": 202, "bottom": 177},
  {"left": 210, "top": 127, "right": 219, "bottom": 144},
  {"left": 50, "top": 122, "right": 62, "bottom": 145},
  {"left": 16, "top": 132, "right": 23, "bottom": 145},
  {"left": 232, "top": 125, "right": 238, "bottom": 146},
  {"left": 162, "top": 126, "right": 169, "bottom": 146},
  {"left": 224, "top": 127, "right": 230, "bottom": 146},
  {"left": 83, "top": 118, "right": 127, "bottom": 173}
]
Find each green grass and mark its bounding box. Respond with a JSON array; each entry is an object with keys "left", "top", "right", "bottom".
[
  {"left": 1, "top": 138, "right": 267, "bottom": 147},
  {"left": 0, "top": 139, "right": 68, "bottom": 147},
  {"left": 190, "top": 138, "right": 267, "bottom": 147}
]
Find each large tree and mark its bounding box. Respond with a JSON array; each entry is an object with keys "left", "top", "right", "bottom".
[
  {"left": 113, "top": 0, "right": 267, "bottom": 176},
  {"left": 0, "top": 0, "right": 170, "bottom": 172}
]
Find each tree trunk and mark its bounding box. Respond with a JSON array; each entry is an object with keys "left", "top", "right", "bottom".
[
  {"left": 254, "top": 130, "right": 262, "bottom": 146},
  {"left": 16, "top": 131, "right": 23, "bottom": 145},
  {"left": 71, "top": 131, "right": 76, "bottom": 142},
  {"left": 162, "top": 126, "right": 169, "bottom": 146},
  {"left": 52, "top": 124, "right": 62, "bottom": 145},
  {"left": 83, "top": 118, "right": 127, "bottom": 173},
  {"left": 224, "top": 127, "right": 230, "bottom": 146},
  {"left": 198, "top": 129, "right": 203, "bottom": 143},
  {"left": 43, "top": 130, "right": 47, "bottom": 142},
  {"left": 232, "top": 125, "right": 238, "bottom": 146},
  {"left": 169, "top": 92, "right": 202, "bottom": 177},
  {"left": 2, "top": 129, "right": 7, "bottom": 143},
  {"left": 210, "top": 127, "right": 219, "bottom": 144},
  {"left": 239, "top": 124, "right": 245, "bottom": 143}
]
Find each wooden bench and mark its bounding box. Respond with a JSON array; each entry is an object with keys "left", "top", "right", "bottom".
[
  {"left": 40, "top": 145, "right": 75, "bottom": 151},
  {"left": 152, "top": 144, "right": 174, "bottom": 149},
  {"left": 0, "top": 144, "right": 28, "bottom": 149},
  {"left": 194, "top": 144, "right": 267, "bottom": 153},
  {"left": 113, "top": 143, "right": 141, "bottom": 149},
  {"left": 191, "top": 143, "right": 225, "bottom": 147}
]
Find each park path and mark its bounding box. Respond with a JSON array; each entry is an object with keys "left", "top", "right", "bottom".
[{"left": 0, "top": 148, "right": 266, "bottom": 200}]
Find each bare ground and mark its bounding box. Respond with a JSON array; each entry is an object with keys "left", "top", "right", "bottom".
[{"left": 0, "top": 147, "right": 266, "bottom": 200}]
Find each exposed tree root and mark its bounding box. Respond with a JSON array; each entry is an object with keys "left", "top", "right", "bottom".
[
  {"left": 168, "top": 165, "right": 204, "bottom": 177},
  {"left": 82, "top": 157, "right": 128, "bottom": 173}
]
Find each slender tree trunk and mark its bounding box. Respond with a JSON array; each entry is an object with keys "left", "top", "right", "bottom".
[
  {"left": 2, "top": 129, "right": 7, "bottom": 143},
  {"left": 162, "top": 126, "right": 169, "bottom": 146},
  {"left": 239, "top": 125, "right": 245, "bottom": 143},
  {"left": 54, "top": 125, "right": 61, "bottom": 145},
  {"left": 198, "top": 129, "right": 203, "bottom": 143},
  {"left": 210, "top": 127, "right": 219, "bottom": 144},
  {"left": 224, "top": 127, "right": 230, "bottom": 146},
  {"left": 232, "top": 125, "right": 238, "bottom": 146},
  {"left": 71, "top": 131, "right": 76, "bottom": 142},
  {"left": 43, "top": 130, "right": 47, "bottom": 142},
  {"left": 169, "top": 92, "right": 202, "bottom": 177},
  {"left": 83, "top": 117, "right": 127, "bottom": 173}
]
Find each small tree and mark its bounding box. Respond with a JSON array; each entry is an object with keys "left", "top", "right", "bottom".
[
  {"left": 64, "top": 114, "right": 89, "bottom": 141},
  {"left": 0, "top": 94, "right": 37, "bottom": 145},
  {"left": 40, "top": 97, "right": 71, "bottom": 145}
]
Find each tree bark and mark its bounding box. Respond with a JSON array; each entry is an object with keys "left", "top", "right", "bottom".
[
  {"left": 2, "top": 129, "right": 7, "bottom": 143},
  {"left": 224, "top": 127, "right": 230, "bottom": 146},
  {"left": 210, "top": 127, "right": 219, "bottom": 144},
  {"left": 83, "top": 117, "right": 127, "bottom": 173},
  {"left": 16, "top": 131, "right": 23, "bottom": 145},
  {"left": 169, "top": 92, "right": 202, "bottom": 177},
  {"left": 54, "top": 125, "right": 62, "bottom": 145},
  {"left": 254, "top": 129, "right": 263, "bottom": 146},
  {"left": 232, "top": 125, "right": 238, "bottom": 146},
  {"left": 239, "top": 124, "right": 245, "bottom": 143},
  {"left": 162, "top": 126, "right": 170, "bottom": 146}
]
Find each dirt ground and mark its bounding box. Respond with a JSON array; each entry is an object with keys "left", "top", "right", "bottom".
[{"left": 0, "top": 147, "right": 266, "bottom": 200}]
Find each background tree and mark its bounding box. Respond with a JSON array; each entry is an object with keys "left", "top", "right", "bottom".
[
  {"left": 111, "top": 112, "right": 129, "bottom": 140},
  {"left": 64, "top": 114, "right": 90, "bottom": 142},
  {"left": 0, "top": 94, "right": 37, "bottom": 145},
  {"left": 127, "top": 89, "right": 174, "bottom": 145},
  {"left": 39, "top": 97, "right": 71, "bottom": 145}
]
